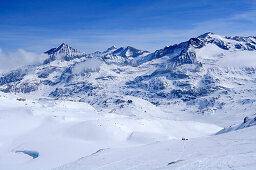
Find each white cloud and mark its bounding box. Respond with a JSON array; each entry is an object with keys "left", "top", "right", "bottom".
[
  {"left": 0, "top": 48, "right": 47, "bottom": 73},
  {"left": 72, "top": 58, "right": 102, "bottom": 74}
]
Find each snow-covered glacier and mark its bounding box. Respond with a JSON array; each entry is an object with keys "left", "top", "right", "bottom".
[{"left": 0, "top": 33, "right": 256, "bottom": 170}]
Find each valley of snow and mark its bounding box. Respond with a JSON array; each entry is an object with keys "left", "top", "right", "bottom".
[{"left": 0, "top": 91, "right": 255, "bottom": 170}]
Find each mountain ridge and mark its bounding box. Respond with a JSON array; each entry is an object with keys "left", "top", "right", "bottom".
[{"left": 0, "top": 33, "right": 256, "bottom": 120}]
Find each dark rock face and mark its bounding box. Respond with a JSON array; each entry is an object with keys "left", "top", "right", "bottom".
[
  {"left": 189, "top": 38, "right": 204, "bottom": 48},
  {"left": 49, "top": 82, "right": 97, "bottom": 98},
  {"left": 0, "top": 70, "right": 26, "bottom": 86}
]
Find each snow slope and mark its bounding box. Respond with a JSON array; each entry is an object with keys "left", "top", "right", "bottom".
[
  {"left": 216, "top": 115, "right": 256, "bottom": 134},
  {"left": 0, "top": 92, "right": 222, "bottom": 170},
  {"left": 54, "top": 126, "right": 256, "bottom": 170}
]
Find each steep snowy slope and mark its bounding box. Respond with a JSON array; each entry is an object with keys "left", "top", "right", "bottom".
[{"left": 216, "top": 115, "right": 256, "bottom": 134}]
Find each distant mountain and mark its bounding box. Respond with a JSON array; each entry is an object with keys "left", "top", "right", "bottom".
[
  {"left": 0, "top": 33, "right": 256, "bottom": 117},
  {"left": 44, "top": 43, "right": 86, "bottom": 63}
]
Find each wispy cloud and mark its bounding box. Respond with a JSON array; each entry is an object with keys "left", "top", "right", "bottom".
[{"left": 0, "top": 48, "right": 47, "bottom": 73}]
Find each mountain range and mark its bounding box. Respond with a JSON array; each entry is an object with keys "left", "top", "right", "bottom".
[{"left": 1, "top": 32, "right": 256, "bottom": 121}]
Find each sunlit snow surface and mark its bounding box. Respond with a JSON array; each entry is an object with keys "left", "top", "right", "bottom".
[
  {"left": 0, "top": 92, "right": 255, "bottom": 170},
  {"left": 55, "top": 127, "right": 256, "bottom": 170}
]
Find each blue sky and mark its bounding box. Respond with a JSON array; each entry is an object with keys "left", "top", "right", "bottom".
[{"left": 0, "top": 0, "right": 256, "bottom": 53}]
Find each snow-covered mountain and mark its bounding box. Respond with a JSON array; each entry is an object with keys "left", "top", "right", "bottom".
[
  {"left": 44, "top": 43, "right": 86, "bottom": 63},
  {"left": 1, "top": 33, "right": 256, "bottom": 170},
  {"left": 0, "top": 33, "right": 256, "bottom": 119}
]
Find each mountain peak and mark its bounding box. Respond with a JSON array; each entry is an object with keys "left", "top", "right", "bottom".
[
  {"left": 58, "top": 43, "right": 69, "bottom": 49},
  {"left": 120, "top": 46, "right": 149, "bottom": 58},
  {"left": 197, "top": 32, "right": 215, "bottom": 39},
  {"left": 105, "top": 45, "right": 117, "bottom": 52},
  {"left": 126, "top": 46, "right": 136, "bottom": 49},
  {"left": 43, "top": 43, "right": 85, "bottom": 64},
  {"left": 45, "top": 43, "right": 80, "bottom": 56}
]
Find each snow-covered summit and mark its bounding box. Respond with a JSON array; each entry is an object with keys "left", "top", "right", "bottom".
[
  {"left": 197, "top": 32, "right": 256, "bottom": 51},
  {"left": 44, "top": 43, "right": 86, "bottom": 63},
  {"left": 114, "top": 46, "right": 149, "bottom": 58},
  {"left": 104, "top": 45, "right": 117, "bottom": 52},
  {"left": 45, "top": 43, "right": 81, "bottom": 56},
  {"left": 101, "top": 45, "right": 150, "bottom": 65}
]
